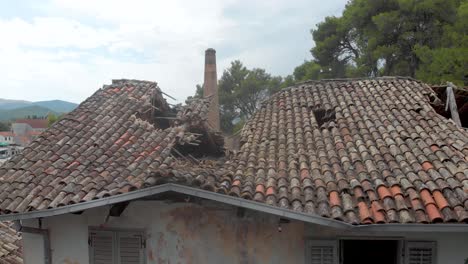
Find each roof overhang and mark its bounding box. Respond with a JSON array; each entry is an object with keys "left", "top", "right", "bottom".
[{"left": 0, "top": 183, "right": 467, "bottom": 232}]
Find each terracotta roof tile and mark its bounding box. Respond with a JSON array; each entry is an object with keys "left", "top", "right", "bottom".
[
  {"left": 0, "top": 77, "right": 467, "bottom": 225},
  {"left": 0, "top": 222, "right": 22, "bottom": 263}
]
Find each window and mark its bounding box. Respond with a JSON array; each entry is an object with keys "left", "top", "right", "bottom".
[
  {"left": 89, "top": 229, "right": 145, "bottom": 264},
  {"left": 306, "top": 240, "right": 338, "bottom": 264},
  {"left": 306, "top": 239, "right": 436, "bottom": 264},
  {"left": 406, "top": 241, "right": 436, "bottom": 264},
  {"left": 341, "top": 239, "right": 400, "bottom": 264}
]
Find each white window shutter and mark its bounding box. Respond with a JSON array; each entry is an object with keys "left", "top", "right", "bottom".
[
  {"left": 406, "top": 241, "right": 436, "bottom": 264},
  {"left": 117, "top": 232, "right": 145, "bottom": 264},
  {"left": 89, "top": 231, "right": 115, "bottom": 264},
  {"left": 307, "top": 240, "right": 338, "bottom": 264}
]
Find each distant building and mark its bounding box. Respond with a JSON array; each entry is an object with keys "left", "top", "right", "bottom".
[
  {"left": 0, "top": 119, "right": 46, "bottom": 148},
  {"left": 0, "top": 144, "right": 22, "bottom": 165},
  {"left": 0, "top": 132, "right": 15, "bottom": 145},
  {"left": 11, "top": 118, "right": 47, "bottom": 136}
]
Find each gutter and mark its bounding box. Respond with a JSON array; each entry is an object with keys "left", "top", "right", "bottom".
[
  {"left": 13, "top": 219, "right": 51, "bottom": 264},
  {"left": 354, "top": 223, "right": 468, "bottom": 232},
  {"left": 1, "top": 183, "right": 467, "bottom": 232}
]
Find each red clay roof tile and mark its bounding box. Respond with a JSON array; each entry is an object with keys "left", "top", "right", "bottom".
[
  {"left": 420, "top": 189, "right": 436, "bottom": 206},
  {"left": 0, "top": 78, "right": 467, "bottom": 226},
  {"left": 358, "top": 202, "right": 373, "bottom": 223},
  {"left": 329, "top": 191, "right": 341, "bottom": 207},
  {"left": 377, "top": 186, "right": 392, "bottom": 199},
  {"left": 426, "top": 203, "right": 443, "bottom": 222},
  {"left": 433, "top": 190, "right": 450, "bottom": 209},
  {"left": 0, "top": 222, "right": 22, "bottom": 263}
]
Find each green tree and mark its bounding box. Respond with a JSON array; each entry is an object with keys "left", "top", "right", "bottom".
[
  {"left": 47, "top": 114, "right": 61, "bottom": 127},
  {"left": 189, "top": 60, "right": 284, "bottom": 133},
  {"left": 310, "top": 0, "right": 465, "bottom": 82},
  {"left": 218, "top": 61, "right": 283, "bottom": 133},
  {"left": 415, "top": 1, "right": 468, "bottom": 85},
  {"left": 0, "top": 122, "right": 10, "bottom": 131},
  {"left": 292, "top": 61, "right": 323, "bottom": 81},
  {"left": 185, "top": 84, "right": 203, "bottom": 103}
]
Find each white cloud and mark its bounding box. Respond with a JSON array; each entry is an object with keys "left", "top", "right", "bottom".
[
  {"left": 0, "top": 17, "right": 115, "bottom": 49},
  {"left": 0, "top": 0, "right": 347, "bottom": 103}
]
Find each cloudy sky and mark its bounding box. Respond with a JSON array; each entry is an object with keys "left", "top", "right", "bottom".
[{"left": 0, "top": 0, "right": 347, "bottom": 104}]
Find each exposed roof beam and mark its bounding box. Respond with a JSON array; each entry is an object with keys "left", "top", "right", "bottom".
[{"left": 446, "top": 82, "right": 462, "bottom": 127}]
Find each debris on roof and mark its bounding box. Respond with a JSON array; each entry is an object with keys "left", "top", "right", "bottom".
[
  {"left": 430, "top": 83, "right": 468, "bottom": 127},
  {"left": 0, "top": 77, "right": 467, "bottom": 225},
  {"left": 0, "top": 222, "right": 22, "bottom": 264}
]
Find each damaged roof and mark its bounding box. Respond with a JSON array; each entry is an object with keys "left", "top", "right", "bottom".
[
  {"left": 0, "top": 77, "right": 467, "bottom": 226},
  {"left": 0, "top": 222, "right": 22, "bottom": 264}
]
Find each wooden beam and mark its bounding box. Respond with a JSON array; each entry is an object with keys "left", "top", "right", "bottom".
[
  {"left": 446, "top": 82, "right": 462, "bottom": 127},
  {"left": 109, "top": 201, "right": 130, "bottom": 217}
]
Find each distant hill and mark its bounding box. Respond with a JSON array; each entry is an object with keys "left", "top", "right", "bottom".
[
  {"left": 33, "top": 100, "right": 77, "bottom": 113},
  {"left": 0, "top": 99, "right": 31, "bottom": 110},
  {"left": 0, "top": 106, "right": 59, "bottom": 121},
  {"left": 0, "top": 98, "right": 78, "bottom": 121}
]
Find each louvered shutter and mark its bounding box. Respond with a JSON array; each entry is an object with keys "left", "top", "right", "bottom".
[
  {"left": 89, "top": 231, "right": 115, "bottom": 264},
  {"left": 117, "top": 232, "right": 144, "bottom": 264},
  {"left": 406, "top": 241, "right": 436, "bottom": 264},
  {"left": 307, "top": 240, "right": 337, "bottom": 264}
]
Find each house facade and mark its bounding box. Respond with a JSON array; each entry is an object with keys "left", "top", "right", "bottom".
[
  {"left": 0, "top": 132, "right": 15, "bottom": 145},
  {"left": 0, "top": 50, "right": 467, "bottom": 264},
  {"left": 16, "top": 189, "right": 468, "bottom": 264},
  {"left": 11, "top": 119, "right": 47, "bottom": 136}
]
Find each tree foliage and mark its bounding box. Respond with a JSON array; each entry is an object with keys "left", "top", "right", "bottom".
[
  {"left": 0, "top": 121, "right": 10, "bottom": 131},
  {"left": 47, "top": 113, "right": 63, "bottom": 127},
  {"left": 189, "top": 60, "right": 284, "bottom": 133},
  {"left": 218, "top": 60, "right": 283, "bottom": 133},
  {"left": 309, "top": 0, "right": 467, "bottom": 85}
]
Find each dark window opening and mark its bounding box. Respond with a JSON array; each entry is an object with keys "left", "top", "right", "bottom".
[
  {"left": 342, "top": 240, "right": 399, "bottom": 264},
  {"left": 313, "top": 108, "right": 336, "bottom": 127}
]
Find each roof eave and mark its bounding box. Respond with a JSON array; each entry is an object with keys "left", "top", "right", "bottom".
[
  {"left": 354, "top": 223, "right": 468, "bottom": 233},
  {"left": 0, "top": 183, "right": 351, "bottom": 230},
  {"left": 1, "top": 183, "right": 467, "bottom": 232}
]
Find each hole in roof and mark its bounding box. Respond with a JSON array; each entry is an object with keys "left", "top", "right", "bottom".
[
  {"left": 428, "top": 85, "right": 468, "bottom": 128},
  {"left": 313, "top": 108, "right": 336, "bottom": 128},
  {"left": 172, "top": 128, "right": 224, "bottom": 159}
]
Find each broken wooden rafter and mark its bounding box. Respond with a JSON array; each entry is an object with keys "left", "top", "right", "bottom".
[
  {"left": 446, "top": 82, "right": 462, "bottom": 127},
  {"left": 160, "top": 91, "right": 177, "bottom": 101},
  {"left": 172, "top": 148, "right": 191, "bottom": 163}
]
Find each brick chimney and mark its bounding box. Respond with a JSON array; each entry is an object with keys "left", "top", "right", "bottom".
[{"left": 203, "top": 48, "right": 220, "bottom": 131}]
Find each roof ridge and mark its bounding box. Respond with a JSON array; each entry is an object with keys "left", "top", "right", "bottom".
[
  {"left": 296, "top": 76, "right": 420, "bottom": 85},
  {"left": 263, "top": 76, "right": 427, "bottom": 107}
]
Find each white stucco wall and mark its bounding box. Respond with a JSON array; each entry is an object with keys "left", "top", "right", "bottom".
[
  {"left": 21, "top": 200, "right": 468, "bottom": 264},
  {"left": 21, "top": 219, "right": 45, "bottom": 264},
  {"left": 24, "top": 200, "right": 306, "bottom": 264},
  {"left": 0, "top": 135, "right": 15, "bottom": 144}
]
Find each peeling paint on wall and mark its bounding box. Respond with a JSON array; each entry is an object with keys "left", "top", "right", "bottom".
[
  {"left": 153, "top": 204, "right": 305, "bottom": 264},
  {"left": 36, "top": 200, "right": 305, "bottom": 264},
  {"left": 22, "top": 200, "right": 468, "bottom": 264}
]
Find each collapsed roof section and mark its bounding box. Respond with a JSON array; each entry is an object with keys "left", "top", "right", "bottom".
[
  {"left": 430, "top": 84, "right": 468, "bottom": 128},
  {"left": 0, "top": 79, "right": 224, "bottom": 213},
  {"left": 0, "top": 77, "right": 467, "bottom": 226},
  {"left": 0, "top": 222, "right": 22, "bottom": 263}
]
